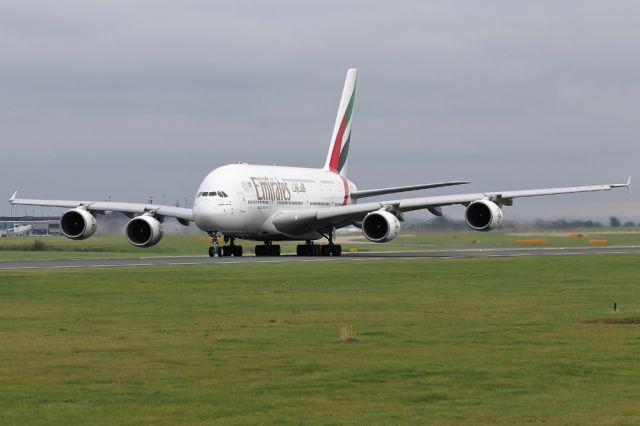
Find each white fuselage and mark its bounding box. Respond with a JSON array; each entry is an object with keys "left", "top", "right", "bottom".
[{"left": 192, "top": 164, "right": 357, "bottom": 240}]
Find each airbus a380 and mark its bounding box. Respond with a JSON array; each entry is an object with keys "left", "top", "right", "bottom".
[{"left": 9, "top": 69, "right": 630, "bottom": 257}]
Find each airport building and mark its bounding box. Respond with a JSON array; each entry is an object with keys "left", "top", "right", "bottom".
[{"left": 0, "top": 217, "right": 61, "bottom": 237}]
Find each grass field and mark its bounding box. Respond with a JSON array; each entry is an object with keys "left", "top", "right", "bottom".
[
  {"left": 0, "top": 227, "right": 638, "bottom": 260},
  {"left": 1, "top": 255, "right": 640, "bottom": 424}
]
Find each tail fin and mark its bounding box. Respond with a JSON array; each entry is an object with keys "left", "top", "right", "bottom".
[{"left": 323, "top": 68, "right": 357, "bottom": 176}]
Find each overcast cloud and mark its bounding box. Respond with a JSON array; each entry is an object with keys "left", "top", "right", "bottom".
[{"left": 1, "top": 0, "right": 638, "bottom": 221}]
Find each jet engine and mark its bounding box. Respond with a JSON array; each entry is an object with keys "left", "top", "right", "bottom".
[
  {"left": 125, "top": 215, "right": 164, "bottom": 247},
  {"left": 60, "top": 208, "right": 97, "bottom": 240},
  {"left": 465, "top": 199, "right": 503, "bottom": 231},
  {"left": 362, "top": 210, "right": 401, "bottom": 243}
]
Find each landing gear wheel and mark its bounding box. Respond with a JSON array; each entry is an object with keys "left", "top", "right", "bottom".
[
  {"left": 297, "top": 243, "right": 335, "bottom": 257},
  {"left": 233, "top": 245, "right": 243, "bottom": 256},
  {"left": 208, "top": 247, "right": 215, "bottom": 257},
  {"left": 255, "top": 244, "right": 280, "bottom": 256}
]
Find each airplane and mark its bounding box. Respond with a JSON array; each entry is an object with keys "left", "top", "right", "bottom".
[
  {"left": 8, "top": 68, "right": 630, "bottom": 257},
  {"left": 0, "top": 224, "right": 32, "bottom": 237}
]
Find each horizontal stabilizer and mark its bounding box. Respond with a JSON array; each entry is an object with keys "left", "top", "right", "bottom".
[{"left": 351, "top": 181, "right": 470, "bottom": 200}]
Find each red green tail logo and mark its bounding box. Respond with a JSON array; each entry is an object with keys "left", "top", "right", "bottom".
[{"left": 328, "top": 90, "right": 355, "bottom": 173}]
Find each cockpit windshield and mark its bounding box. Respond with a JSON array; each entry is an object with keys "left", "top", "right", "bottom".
[{"left": 198, "top": 191, "right": 228, "bottom": 198}]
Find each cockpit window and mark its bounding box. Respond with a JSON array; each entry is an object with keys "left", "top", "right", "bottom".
[{"left": 199, "top": 191, "right": 228, "bottom": 197}]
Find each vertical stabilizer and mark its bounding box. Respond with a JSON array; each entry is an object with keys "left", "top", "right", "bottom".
[{"left": 324, "top": 68, "right": 357, "bottom": 176}]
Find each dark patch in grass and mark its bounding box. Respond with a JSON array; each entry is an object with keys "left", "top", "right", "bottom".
[
  {"left": 31, "top": 240, "right": 46, "bottom": 251},
  {"left": 216, "top": 338, "right": 243, "bottom": 343},
  {"left": 344, "top": 367, "right": 429, "bottom": 383},
  {"left": 589, "top": 317, "right": 640, "bottom": 325},
  {"left": 407, "top": 393, "right": 449, "bottom": 403},
  {"left": 359, "top": 330, "right": 396, "bottom": 337}
]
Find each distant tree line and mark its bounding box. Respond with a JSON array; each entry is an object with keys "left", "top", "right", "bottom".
[{"left": 404, "top": 216, "right": 637, "bottom": 231}]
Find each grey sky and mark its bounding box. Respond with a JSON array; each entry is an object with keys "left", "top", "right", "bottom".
[{"left": 1, "top": 0, "right": 637, "bottom": 221}]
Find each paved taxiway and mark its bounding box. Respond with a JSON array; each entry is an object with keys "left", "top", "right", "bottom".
[{"left": 1, "top": 246, "right": 638, "bottom": 270}]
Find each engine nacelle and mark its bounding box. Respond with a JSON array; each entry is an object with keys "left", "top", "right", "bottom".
[
  {"left": 362, "top": 210, "right": 401, "bottom": 243},
  {"left": 60, "top": 208, "right": 97, "bottom": 240},
  {"left": 465, "top": 199, "right": 503, "bottom": 231},
  {"left": 125, "top": 215, "right": 164, "bottom": 247}
]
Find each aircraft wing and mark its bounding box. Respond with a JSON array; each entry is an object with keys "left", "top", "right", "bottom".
[
  {"left": 8, "top": 192, "right": 193, "bottom": 223},
  {"left": 350, "top": 181, "right": 470, "bottom": 199},
  {"left": 271, "top": 180, "right": 630, "bottom": 235}
]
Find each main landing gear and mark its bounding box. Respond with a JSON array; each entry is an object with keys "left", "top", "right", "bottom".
[
  {"left": 296, "top": 228, "right": 343, "bottom": 257},
  {"left": 254, "top": 242, "right": 281, "bottom": 256},
  {"left": 207, "top": 233, "right": 342, "bottom": 258},
  {"left": 209, "top": 236, "right": 243, "bottom": 257},
  {"left": 296, "top": 243, "right": 342, "bottom": 256}
]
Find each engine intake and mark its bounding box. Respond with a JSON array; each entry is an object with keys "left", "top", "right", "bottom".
[
  {"left": 465, "top": 200, "right": 503, "bottom": 231},
  {"left": 362, "top": 210, "right": 401, "bottom": 243},
  {"left": 125, "top": 215, "right": 164, "bottom": 247},
  {"left": 60, "top": 208, "right": 97, "bottom": 240}
]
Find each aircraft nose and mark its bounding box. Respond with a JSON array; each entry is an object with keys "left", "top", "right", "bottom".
[{"left": 194, "top": 204, "right": 224, "bottom": 230}]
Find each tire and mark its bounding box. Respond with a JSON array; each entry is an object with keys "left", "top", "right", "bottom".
[
  {"left": 208, "top": 247, "right": 215, "bottom": 257},
  {"left": 270, "top": 245, "right": 281, "bottom": 256},
  {"left": 312, "top": 245, "right": 321, "bottom": 256},
  {"left": 233, "top": 245, "right": 243, "bottom": 256},
  {"left": 333, "top": 245, "right": 342, "bottom": 256},
  {"left": 296, "top": 245, "right": 305, "bottom": 256},
  {"left": 217, "top": 247, "right": 223, "bottom": 257},
  {"left": 321, "top": 245, "right": 330, "bottom": 256}
]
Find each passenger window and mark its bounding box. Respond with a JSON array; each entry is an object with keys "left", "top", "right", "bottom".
[
  {"left": 209, "top": 192, "right": 217, "bottom": 196},
  {"left": 217, "top": 191, "right": 224, "bottom": 197}
]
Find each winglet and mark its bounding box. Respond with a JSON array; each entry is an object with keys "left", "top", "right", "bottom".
[
  {"left": 611, "top": 177, "right": 632, "bottom": 196},
  {"left": 8, "top": 191, "right": 17, "bottom": 203},
  {"left": 627, "top": 176, "right": 632, "bottom": 196}
]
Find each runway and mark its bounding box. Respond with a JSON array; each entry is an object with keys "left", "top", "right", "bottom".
[{"left": 1, "top": 245, "right": 639, "bottom": 270}]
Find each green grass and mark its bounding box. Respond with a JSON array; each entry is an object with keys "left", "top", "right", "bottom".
[
  {"left": 1, "top": 255, "right": 640, "bottom": 424},
  {"left": 0, "top": 235, "right": 210, "bottom": 260},
  {"left": 0, "top": 228, "right": 638, "bottom": 261}
]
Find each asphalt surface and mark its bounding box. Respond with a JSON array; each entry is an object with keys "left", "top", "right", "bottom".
[{"left": 1, "top": 246, "right": 639, "bottom": 270}]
